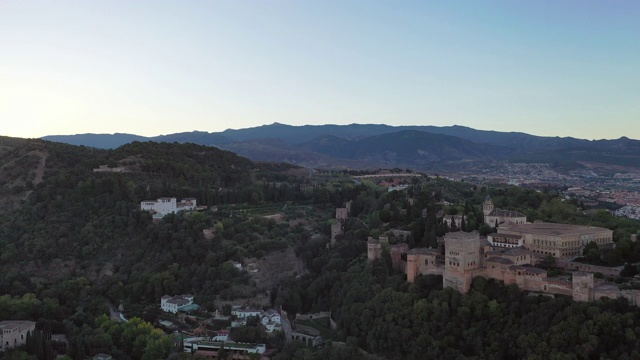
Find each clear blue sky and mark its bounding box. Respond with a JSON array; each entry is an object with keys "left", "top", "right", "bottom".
[{"left": 1, "top": 1, "right": 638, "bottom": 139}]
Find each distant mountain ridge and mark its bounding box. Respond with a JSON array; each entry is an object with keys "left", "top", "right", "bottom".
[{"left": 42, "top": 123, "right": 640, "bottom": 170}]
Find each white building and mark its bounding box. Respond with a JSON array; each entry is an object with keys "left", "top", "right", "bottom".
[
  {"left": 388, "top": 185, "right": 410, "bottom": 192},
  {"left": 183, "top": 338, "right": 266, "bottom": 355},
  {"left": 260, "top": 309, "right": 281, "bottom": 325},
  {"left": 231, "top": 307, "right": 281, "bottom": 332},
  {"left": 264, "top": 321, "right": 282, "bottom": 333},
  {"left": 231, "top": 318, "right": 247, "bottom": 328},
  {"left": 231, "top": 308, "right": 262, "bottom": 318},
  {"left": 161, "top": 294, "right": 195, "bottom": 313},
  {"left": 212, "top": 329, "right": 230, "bottom": 342},
  {"left": 487, "top": 233, "right": 524, "bottom": 248},
  {"left": 261, "top": 309, "right": 282, "bottom": 333},
  {"left": 0, "top": 321, "right": 35, "bottom": 352},
  {"left": 141, "top": 197, "right": 198, "bottom": 218}
]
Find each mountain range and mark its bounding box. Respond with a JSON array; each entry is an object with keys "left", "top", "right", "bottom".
[{"left": 42, "top": 123, "right": 640, "bottom": 171}]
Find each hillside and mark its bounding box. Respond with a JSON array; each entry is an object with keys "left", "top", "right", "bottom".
[
  {"left": 42, "top": 123, "right": 640, "bottom": 170},
  {"left": 0, "top": 139, "right": 313, "bottom": 310},
  {"left": 301, "top": 130, "right": 508, "bottom": 167}
]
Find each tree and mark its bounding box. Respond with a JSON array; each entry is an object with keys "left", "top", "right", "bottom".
[
  {"left": 620, "top": 264, "right": 639, "bottom": 278},
  {"left": 603, "top": 248, "right": 623, "bottom": 266},
  {"left": 540, "top": 254, "right": 556, "bottom": 267},
  {"left": 450, "top": 216, "right": 458, "bottom": 232},
  {"left": 381, "top": 248, "right": 393, "bottom": 273},
  {"left": 222, "top": 304, "right": 232, "bottom": 316},
  {"left": 478, "top": 223, "right": 493, "bottom": 236},
  {"left": 583, "top": 241, "right": 601, "bottom": 263},
  {"left": 230, "top": 326, "right": 267, "bottom": 344}
]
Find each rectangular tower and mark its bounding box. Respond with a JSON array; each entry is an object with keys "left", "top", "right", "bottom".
[{"left": 443, "top": 232, "right": 481, "bottom": 293}]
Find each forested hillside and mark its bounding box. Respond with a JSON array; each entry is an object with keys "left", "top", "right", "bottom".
[
  {"left": 2, "top": 137, "right": 640, "bottom": 359},
  {"left": 0, "top": 139, "right": 328, "bottom": 358}
]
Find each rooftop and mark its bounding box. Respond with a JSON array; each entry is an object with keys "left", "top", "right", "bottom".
[
  {"left": 488, "top": 208, "right": 526, "bottom": 218},
  {"left": 488, "top": 233, "right": 523, "bottom": 240},
  {"left": 485, "top": 247, "right": 532, "bottom": 257},
  {"left": 178, "top": 304, "right": 201, "bottom": 312},
  {"left": 446, "top": 231, "right": 479, "bottom": 240},
  {"left": 0, "top": 321, "right": 35, "bottom": 332},
  {"left": 486, "top": 257, "right": 514, "bottom": 265},
  {"left": 407, "top": 248, "right": 440, "bottom": 255},
  {"left": 499, "top": 222, "right": 612, "bottom": 236},
  {"left": 169, "top": 299, "right": 190, "bottom": 306},
  {"left": 93, "top": 354, "right": 112, "bottom": 360},
  {"left": 191, "top": 340, "right": 264, "bottom": 350},
  {"left": 595, "top": 284, "right": 619, "bottom": 292},
  {"left": 390, "top": 243, "right": 409, "bottom": 249},
  {"left": 509, "top": 265, "right": 547, "bottom": 274}
]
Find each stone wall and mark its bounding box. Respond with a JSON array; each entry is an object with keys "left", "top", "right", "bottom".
[
  {"left": 330, "top": 223, "right": 343, "bottom": 245},
  {"left": 295, "top": 312, "right": 331, "bottom": 321},
  {"left": 406, "top": 251, "right": 444, "bottom": 283},
  {"left": 558, "top": 261, "right": 622, "bottom": 277}
]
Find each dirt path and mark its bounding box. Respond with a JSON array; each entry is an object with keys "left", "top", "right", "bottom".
[{"left": 32, "top": 151, "right": 47, "bottom": 185}]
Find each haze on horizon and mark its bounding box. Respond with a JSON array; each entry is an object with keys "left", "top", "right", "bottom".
[{"left": 1, "top": 1, "right": 638, "bottom": 141}]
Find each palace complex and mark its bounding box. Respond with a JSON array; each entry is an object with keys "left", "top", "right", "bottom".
[
  {"left": 368, "top": 231, "right": 640, "bottom": 305},
  {"left": 367, "top": 198, "right": 635, "bottom": 306}
]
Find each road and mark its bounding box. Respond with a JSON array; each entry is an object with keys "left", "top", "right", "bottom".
[{"left": 108, "top": 303, "right": 128, "bottom": 323}]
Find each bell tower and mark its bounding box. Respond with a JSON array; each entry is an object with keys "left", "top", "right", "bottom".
[{"left": 483, "top": 195, "right": 494, "bottom": 216}]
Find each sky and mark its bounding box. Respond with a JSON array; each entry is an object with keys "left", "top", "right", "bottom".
[{"left": 1, "top": 1, "right": 639, "bottom": 140}]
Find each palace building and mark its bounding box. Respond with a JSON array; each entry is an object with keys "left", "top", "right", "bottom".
[
  {"left": 498, "top": 222, "right": 614, "bottom": 258},
  {"left": 367, "top": 196, "right": 630, "bottom": 305}
]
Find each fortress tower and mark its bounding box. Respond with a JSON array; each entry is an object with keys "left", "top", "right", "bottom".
[
  {"left": 335, "top": 208, "right": 348, "bottom": 222},
  {"left": 572, "top": 272, "right": 594, "bottom": 302},
  {"left": 443, "top": 232, "right": 482, "bottom": 293},
  {"left": 367, "top": 238, "right": 382, "bottom": 261}
]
